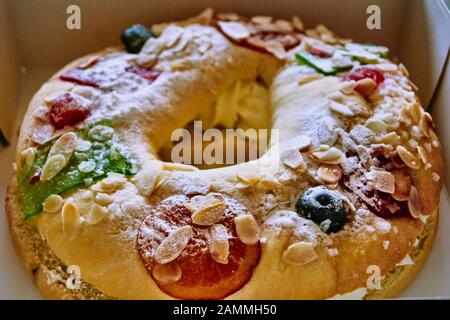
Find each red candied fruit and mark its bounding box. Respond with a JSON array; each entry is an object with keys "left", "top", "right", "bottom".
[
  {"left": 125, "top": 65, "right": 160, "bottom": 83},
  {"left": 309, "top": 47, "right": 333, "bottom": 58},
  {"left": 49, "top": 93, "right": 90, "bottom": 129},
  {"left": 60, "top": 68, "right": 99, "bottom": 88},
  {"left": 346, "top": 67, "right": 385, "bottom": 87}
]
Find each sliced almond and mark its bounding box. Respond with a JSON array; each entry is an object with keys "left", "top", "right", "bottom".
[
  {"left": 48, "top": 132, "right": 77, "bottom": 159},
  {"left": 40, "top": 154, "right": 67, "bottom": 181},
  {"left": 366, "top": 170, "right": 395, "bottom": 194},
  {"left": 419, "top": 112, "right": 433, "bottom": 138},
  {"left": 217, "top": 21, "right": 251, "bottom": 40},
  {"left": 274, "top": 19, "right": 293, "bottom": 32},
  {"left": 88, "top": 125, "right": 114, "bottom": 142},
  {"left": 392, "top": 168, "right": 412, "bottom": 201},
  {"left": 41, "top": 132, "right": 77, "bottom": 181},
  {"left": 234, "top": 215, "right": 259, "bottom": 245},
  {"left": 396, "top": 146, "right": 420, "bottom": 169},
  {"left": 209, "top": 224, "right": 230, "bottom": 264},
  {"left": 187, "top": 194, "right": 222, "bottom": 211},
  {"left": 91, "top": 172, "right": 127, "bottom": 193},
  {"left": 62, "top": 202, "right": 81, "bottom": 238},
  {"left": 281, "top": 149, "right": 305, "bottom": 170},
  {"left": 217, "top": 12, "right": 240, "bottom": 21},
  {"left": 399, "top": 63, "right": 409, "bottom": 77},
  {"left": 87, "top": 204, "right": 108, "bottom": 224},
  {"left": 78, "top": 55, "right": 99, "bottom": 69},
  {"left": 135, "top": 170, "right": 158, "bottom": 197},
  {"left": 43, "top": 194, "right": 64, "bottom": 213},
  {"left": 327, "top": 100, "right": 355, "bottom": 117},
  {"left": 152, "top": 263, "right": 182, "bottom": 284},
  {"left": 408, "top": 186, "right": 421, "bottom": 219},
  {"left": 20, "top": 147, "right": 36, "bottom": 170},
  {"left": 284, "top": 135, "right": 312, "bottom": 152},
  {"left": 366, "top": 119, "right": 388, "bottom": 134},
  {"left": 408, "top": 102, "right": 422, "bottom": 124},
  {"left": 251, "top": 16, "right": 272, "bottom": 24},
  {"left": 292, "top": 16, "right": 304, "bottom": 31},
  {"left": 298, "top": 73, "right": 323, "bottom": 85},
  {"left": 282, "top": 241, "right": 318, "bottom": 266},
  {"left": 163, "top": 162, "right": 198, "bottom": 171},
  {"left": 154, "top": 226, "right": 193, "bottom": 264},
  {"left": 377, "top": 132, "right": 400, "bottom": 144},
  {"left": 237, "top": 172, "right": 260, "bottom": 185},
  {"left": 317, "top": 164, "right": 342, "bottom": 184},
  {"left": 416, "top": 146, "right": 428, "bottom": 164},
  {"left": 95, "top": 193, "right": 114, "bottom": 206},
  {"left": 190, "top": 201, "right": 225, "bottom": 226},
  {"left": 264, "top": 40, "right": 287, "bottom": 60},
  {"left": 311, "top": 147, "right": 345, "bottom": 164},
  {"left": 354, "top": 78, "right": 377, "bottom": 97}
]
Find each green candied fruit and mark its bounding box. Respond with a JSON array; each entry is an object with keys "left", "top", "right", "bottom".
[
  {"left": 121, "top": 24, "right": 155, "bottom": 54},
  {"left": 18, "top": 119, "right": 136, "bottom": 219},
  {"left": 295, "top": 185, "right": 348, "bottom": 234},
  {"left": 295, "top": 52, "right": 353, "bottom": 75}
]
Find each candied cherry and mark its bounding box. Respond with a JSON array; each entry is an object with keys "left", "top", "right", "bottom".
[
  {"left": 346, "top": 67, "right": 385, "bottom": 87},
  {"left": 125, "top": 65, "right": 160, "bottom": 83},
  {"left": 309, "top": 47, "right": 333, "bottom": 58},
  {"left": 49, "top": 93, "right": 90, "bottom": 129}
]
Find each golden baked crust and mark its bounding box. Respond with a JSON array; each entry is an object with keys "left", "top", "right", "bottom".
[
  {"left": 6, "top": 10, "right": 444, "bottom": 299},
  {"left": 5, "top": 177, "right": 439, "bottom": 299}
]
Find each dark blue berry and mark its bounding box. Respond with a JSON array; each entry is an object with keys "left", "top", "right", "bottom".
[
  {"left": 121, "top": 24, "right": 154, "bottom": 54},
  {"left": 295, "top": 186, "right": 347, "bottom": 233}
]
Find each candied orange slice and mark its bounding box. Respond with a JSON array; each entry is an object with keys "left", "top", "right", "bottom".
[{"left": 137, "top": 193, "right": 260, "bottom": 299}]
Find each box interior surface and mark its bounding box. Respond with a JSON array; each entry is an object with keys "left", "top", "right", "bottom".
[{"left": 0, "top": 0, "right": 449, "bottom": 299}]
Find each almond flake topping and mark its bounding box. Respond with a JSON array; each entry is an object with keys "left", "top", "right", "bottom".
[
  {"left": 62, "top": 202, "right": 81, "bottom": 238},
  {"left": 354, "top": 78, "right": 377, "bottom": 97},
  {"left": 317, "top": 164, "right": 342, "bottom": 184},
  {"left": 419, "top": 112, "right": 433, "bottom": 138},
  {"left": 186, "top": 195, "right": 226, "bottom": 226},
  {"left": 366, "top": 119, "right": 388, "bottom": 134},
  {"left": 43, "top": 194, "right": 64, "bottom": 213},
  {"left": 40, "top": 154, "right": 67, "bottom": 181},
  {"left": 91, "top": 172, "right": 127, "bottom": 193},
  {"left": 281, "top": 149, "right": 305, "bottom": 170},
  {"left": 135, "top": 170, "right": 158, "bottom": 197},
  {"left": 234, "top": 215, "right": 260, "bottom": 245},
  {"left": 416, "top": 146, "right": 428, "bottom": 164},
  {"left": 41, "top": 132, "right": 77, "bottom": 181},
  {"left": 282, "top": 241, "right": 318, "bottom": 266},
  {"left": 20, "top": 147, "right": 36, "bottom": 170},
  {"left": 209, "top": 224, "right": 230, "bottom": 264},
  {"left": 366, "top": 170, "right": 395, "bottom": 194},
  {"left": 162, "top": 162, "right": 198, "bottom": 171},
  {"left": 377, "top": 132, "right": 400, "bottom": 144},
  {"left": 87, "top": 204, "right": 108, "bottom": 225},
  {"left": 392, "top": 169, "right": 412, "bottom": 201},
  {"left": 408, "top": 186, "right": 421, "bottom": 219},
  {"left": 327, "top": 100, "right": 355, "bottom": 117},
  {"left": 298, "top": 73, "right": 324, "bottom": 85},
  {"left": 154, "top": 225, "right": 193, "bottom": 264},
  {"left": 217, "top": 21, "right": 251, "bottom": 40},
  {"left": 396, "top": 146, "right": 420, "bottom": 169},
  {"left": 311, "top": 147, "right": 345, "bottom": 164}
]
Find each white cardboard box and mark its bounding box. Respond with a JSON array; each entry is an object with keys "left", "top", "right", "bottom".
[{"left": 0, "top": 0, "right": 449, "bottom": 299}]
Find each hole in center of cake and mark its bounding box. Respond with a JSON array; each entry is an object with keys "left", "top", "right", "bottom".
[{"left": 158, "top": 78, "right": 272, "bottom": 169}]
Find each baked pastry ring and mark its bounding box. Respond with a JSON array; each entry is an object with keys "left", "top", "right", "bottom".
[{"left": 6, "top": 9, "right": 444, "bottom": 299}]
